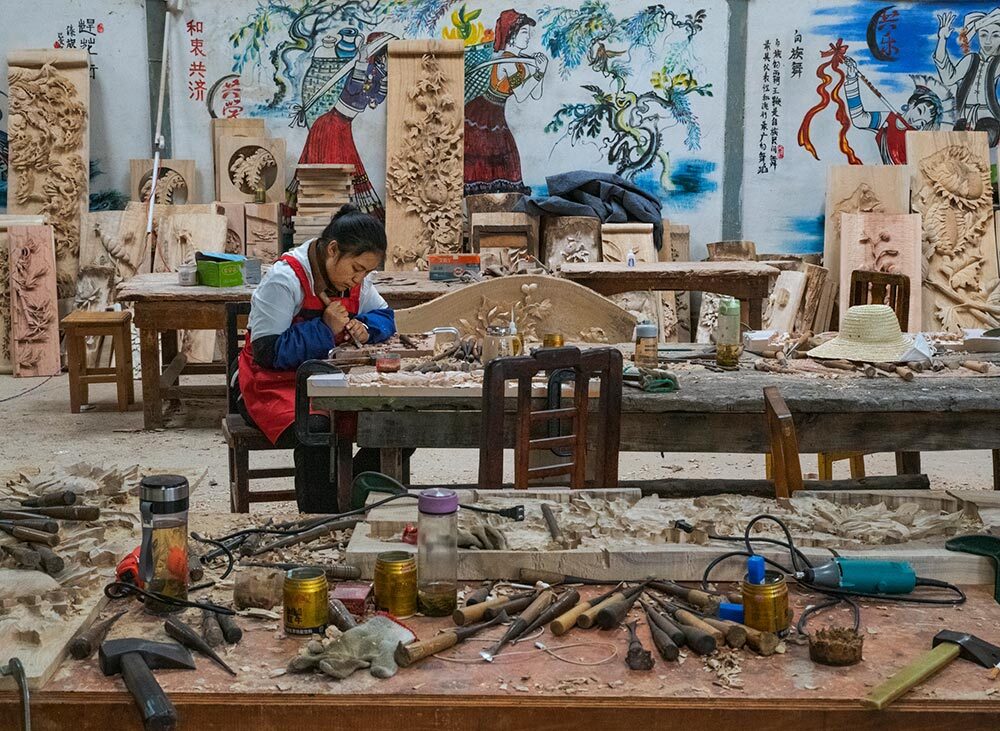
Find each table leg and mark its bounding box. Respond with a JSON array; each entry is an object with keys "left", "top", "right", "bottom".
[
  {"left": 161, "top": 330, "right": 179, "bottom": 368},
  {"left": 380, "top": 448, "right": 406, "bottom": 484},
  {"left": 744, "top": 297, "right": 764, "bottom": 329},
  {"left": 336, "top": 438, "right": 354, "bottom": 512},
  {"left": 139, "top": 326, "right": 163, "bottom": 429},
  {"left": 894, "top": 451, "right": 921, "bottom": 475},
  {"left": 993, "top": 450, "right": 1000, "bottom": 491}
]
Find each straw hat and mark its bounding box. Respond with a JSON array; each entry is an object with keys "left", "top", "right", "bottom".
[{"left": 807, "top": 305, "right": 913, "bottom": 363}]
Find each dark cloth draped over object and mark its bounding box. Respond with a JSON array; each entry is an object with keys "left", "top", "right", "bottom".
[{"left": 517, "top": 170, "right": 664, "bottom": 250}]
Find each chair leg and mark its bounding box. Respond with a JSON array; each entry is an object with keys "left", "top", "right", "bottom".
[
  {"left": 817, "top": 453, "right": 833, "bottom": 481},
  {"left": 113, "top": 327, "right": 131, "bottom": 412},
  {"left": 231, "top": 445, "right": 251, "bottom": 513},
  {"left": 848, "top": 454, "right": 866, "bottom": 479},
  {"left": 765, "top": 452, "right": 773, "bottom": 480},
  {"left": 122, "top": 323, "right": 136, "bottom": 405}
]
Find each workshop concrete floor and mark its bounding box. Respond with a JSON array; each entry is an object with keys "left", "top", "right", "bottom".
[{"left": 0, "top": 373, "right": 993, "bottom": 514}]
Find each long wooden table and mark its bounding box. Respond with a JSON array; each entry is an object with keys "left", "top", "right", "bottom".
[
  {"left": 116, "top": 273, "right": 469, "bottom": 428},
  {"left": 310, "top": 364, "right": 1000, "bottom": 508},
  {"left": 559, "top": 261, "right": 780, "bottom": 328},
  {"left": 3, "top": 567, "right": 999, "bottom": 729}
]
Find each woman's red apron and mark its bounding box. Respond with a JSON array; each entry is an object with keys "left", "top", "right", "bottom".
[{"left": 238, "top": 254, "right": 360, "bottom": 444}]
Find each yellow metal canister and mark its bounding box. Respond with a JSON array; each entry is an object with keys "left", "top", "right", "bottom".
[
  {"left": 373, "top": 551, "right": 417, "bottom": 619},
  {"left": 283, "top": 567, "right": 329, "bottom": 636},
  {"left": 741, "top": 570, "right": 790, "bottom": 635},
  {"left": 542, "top": 333, "right": 564, "bottom": 348}
]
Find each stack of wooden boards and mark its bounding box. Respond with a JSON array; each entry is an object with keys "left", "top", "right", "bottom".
[{"left": 293, "top": 164, "right": 355, "bottom": 245}]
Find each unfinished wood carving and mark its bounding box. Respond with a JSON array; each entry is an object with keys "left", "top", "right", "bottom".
[
  {"left": 670, "top": 224, "right": 692, "bottom": 342},
  {"left": 543, "top": 216, "right": 601, "bottom": 274},
  {"left": 245, "top": 203, "right": 280, "bottom": 264},
  {"left": 8, "top": 225, "right": 60, "bottom": 377},
  {"left": 131, "top": 203, "right": 224, "bottom": 275},
  {"left": 217, "top": 136, "right": 286, "bottom": 204},
  {"left": 907, "top": 132, "right": 1000, "bottom": 332},
  {"left": 7, "top": 51, "right": 90, "bottom": 300},
  {"left": 601, "top": 223, "right": 663, "bottom": 339},
  {"left": 76, "top": 212, "right": 126, "bottom": 367},
  {"left": 130, "top": 159, "right": 196, "bottom": 205},
  {"left": 396, "top": 275, "right": 636, "bottom": 344},
  {"left": 764, "top": 270, "right": 807, "bottom": 334},
  {"left": 823, "top": 166, "right": 909, "bottom": 329},
  {"left": 0, "top": 216, "right": 46, "bottom": 373},
  {"left": 385, "top": 41, "right": 465, "bottom": 270},
  {"left": 219, "top": 203, "right": 246, "bottom": 255},
  {"left": 796, "top": 263, "right": 830, "bottom": 334},
  {"left": 839, "top": 213, "right": 922, "bottom": 330},
  {"left": 696, "top": 294, "right": 720, "bottom": 344},
  {"left": 211, "top": 118, "right": 266, "bottom": 199}
]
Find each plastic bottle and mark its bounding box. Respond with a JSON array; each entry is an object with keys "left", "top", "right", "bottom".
[
  {"left": 626, "top": 249, "right": 637, "bottom": 267},
  {"left": 715, "top": 296, "right": 742, "bottom": 367},
  {"left": 416, "top": 488, "right": 458, "bottom": 616}
]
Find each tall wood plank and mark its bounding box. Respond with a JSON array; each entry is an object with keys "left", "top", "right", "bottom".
[
  {"left": 823, "top": 165, "right": 909, "bottom": 328},
  {"left": 764, "top": 270, "right": 807, "bottom": 334},
  {"left": 670, "top": 225, "right": 692, "bottom": 342},
  {"left": 0, "top": 216, "right": 47, "bottom": 374},
  {"left": 906, "top": 131, "right": 1000, "bottom": 332},
  {"left": 7, "top": 50, "right": 90, "bottom": 302},
  {"left": 796, "top": 263, "right": 830, "bottom": 334},
  {"left": 211, "top": 118, "right": 265, "bottom": 200},
  {"left": 384, "top": 40, "right": 465, "bottom": 270},
  {"left": 8, "top": 225, "right": 60, "bottom": 376},
  {"left": 839, "top": 213, "right": 922, "bottom": 331}
]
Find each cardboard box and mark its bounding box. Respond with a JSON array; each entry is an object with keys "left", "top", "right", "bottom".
[
  {"left": 196, "top": 251, "right": 245, "bottom": 287},
  {"left": 428, "top": 253, "right": 480, "bottom": 281}
]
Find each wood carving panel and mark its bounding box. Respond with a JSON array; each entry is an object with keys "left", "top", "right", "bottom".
[
  {"left": 796, "top": 263, "right": 830, "bottom": 334},
  {"left": 217, "top": 136, "right": 286, "bottom": 204},
  {"left": 823, "top": 165, "right": 909, "bottom": 328},
  {"left": 542, "top": 216, "right": 600, "bottom": 274},
  {"left": 670, "top": 224, "right": 692, "bottom": 342},
  {"left": 245, "top": 203, "right": 280, "bottom": 264},
  {"left": 907, "top": 131, "right": 1000, "bottom": 332},
  {"left": 8, "top": 225, "right": 60, "bottom": 377},
  {"left": 0, "top": 216, "right": 46, "bottom": 373},
  {"left": 131, "top": 203, "right": 223, "bottom": 275},
  {"left": 838, "top": 213, "right": 922, "bottom": 330},
  {"left": 696, "top": 293, "right": 720, "bottom": 344},
  {"left": 600, "top": 223, "right": 662, "bottom": 338},
  {"left": 763, "top": 270, "right": 807, "bottom": 334},
  {"left": 7, "top": 50, "right": 90, "bottom": 301},
  {"left": 395, "top": 275, "right": 635, "bottom": 345},
  {"left": 219, "top": 203, "right": 246, "bottom": 255},
  {"left": 130, "top": 159, "right": 196, "bottom": 205},
  {"left": 211, "top": 118, "right": 266, "bottom": 199},
  {"left": 385, "top": 41, "right": 465, "bottom": 270}
]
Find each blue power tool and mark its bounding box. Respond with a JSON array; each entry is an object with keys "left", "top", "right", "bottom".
[{"left": 796, "top": 558, "right": 917, "bottom": 594}]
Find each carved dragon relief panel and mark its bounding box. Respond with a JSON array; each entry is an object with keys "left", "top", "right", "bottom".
[
  {"left": 908, "top": 138, "right": 1000, "bottom": 331},
  {"left": 385, "top": 50, "right": 464, "bottom": 270},
  {"left": 8, "top": 61, "right": 88, "bottom": 300},
  {"left": 8, "top": 225, "right": 60, "bottom": 377}
]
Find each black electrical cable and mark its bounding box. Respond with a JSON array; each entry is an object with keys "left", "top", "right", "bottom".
[
  {"left": 697, "top": 513, "right": 966, "bottom": 632},
  {"left": 103, "top": 581, "right": 235, "bottom": 615},
  {"left": 796, "top": 596, "right": 861, "bottom": 635},
  {"left": 191, "top": 532, "right": 235, "bottom": 580}
]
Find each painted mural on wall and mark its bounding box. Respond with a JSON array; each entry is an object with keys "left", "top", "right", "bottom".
[
  {"left": 0, "top": 1, "right": 148, "bottom": 212},
  {"left": 743, "top": 1, "right": 1000, "bottom": 255},
  {"left": 171, "top": 0, "right": 728, "bottom": 251}
]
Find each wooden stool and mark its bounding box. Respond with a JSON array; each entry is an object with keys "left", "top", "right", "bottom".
[{"left": 61, "top": 310, "right": 135, "bottom": 413}]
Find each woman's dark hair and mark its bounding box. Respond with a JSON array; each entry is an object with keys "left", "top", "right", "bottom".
[{"left": 318, "top": 204, "right": 387, "bottom": 261}]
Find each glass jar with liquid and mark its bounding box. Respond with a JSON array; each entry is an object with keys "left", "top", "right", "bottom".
[
  {"left": 716, "top": 296, "right": 743, "bottom": 368},
  {"left": 139, "top": 474, "right": 190, "bottom": 614},
  {"left": 416, "top": 488, "right": 458, "bottom": 617}
]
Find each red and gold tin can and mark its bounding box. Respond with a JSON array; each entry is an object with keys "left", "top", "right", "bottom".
[
  {"left": 373, "top": 551, "right": 417, "bottom": 618},
  {"left": 283, "top": 567, "right": 329, "bottom": 636}
]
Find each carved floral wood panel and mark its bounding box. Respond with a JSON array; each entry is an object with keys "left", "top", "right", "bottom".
[
  {"left": 838, "top": 213, "right": 922, "bottom": 331},
  {"left": 0, "top": 216, "right": 47, "bottom": 374},
  {"left": 245, "top": 203, "right": 280, "bottom": 264},
  {"left": 7, "top": 51, "right": 89, "bottom": 301},
  {"left": 8, "top": 225, "right": 60, "bottom": 377},
  {"left": 384, "top": 41, "right": 465, "bottom": 270},
  {"left": 130, "top": 159, "right": 197, "bottom": 205},
  {"left": 543, "top": 216, "right": 601, "bottom": 274},
  {"left": 217, "top": 136, "right": 286, "bottom": 204},
  {"left": 906, "top": 131, "right": 1000, "bottom": 332}
]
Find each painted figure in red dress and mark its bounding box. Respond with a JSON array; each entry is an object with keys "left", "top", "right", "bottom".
[
  {"left": 464, "top": 10, "right": 547, "bottom": 195},
  {"left": 298, "top": 32, "right": 395, "bottom": 219}
]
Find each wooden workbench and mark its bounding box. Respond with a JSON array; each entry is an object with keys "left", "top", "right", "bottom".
[
  {"left": 116, "top": 273, "right": 469, "bottom": 428},
  {"left": 310, "top": 362, "right": 1000, "bottom": 507},
  {"left": 559, "top": 261, "right": 780, "bottom": 328},
  {"left": 4, "top": 580, "right": 999, "bottom": 730}
]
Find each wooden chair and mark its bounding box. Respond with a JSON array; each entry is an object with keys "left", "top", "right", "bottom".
[
  {"left": 61, "top": 310, "right": 134, "bottom": 413},
  {"left": 221, "top": 302, "right": 296, "bottom": 513},
  {"left": 814, "top": 271, "right": 913, "bottom": 479},
  {"left": 478, "top": 346, "right": 623, "bottom": 489},
  {"left": 763, "top": 387, "right": 804, "bottom": 498},
  {"left": 850, "top": 270, "right": 910, "bottom": 330}
]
